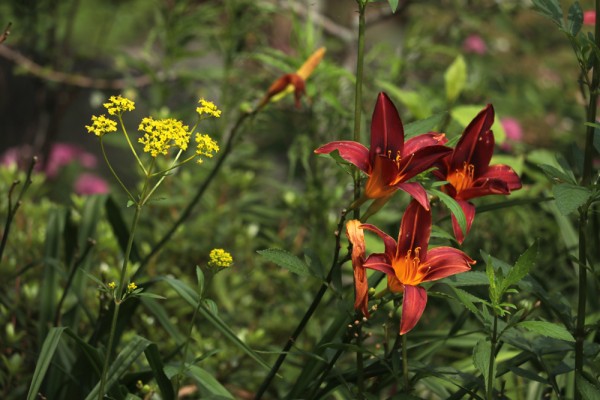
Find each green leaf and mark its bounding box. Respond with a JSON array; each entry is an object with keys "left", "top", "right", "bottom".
[
  {"left": 450, "top": 287, "right": 485, "bottom": 316},
  {"left": 165, "top": 365, "right": 234, "bottom": 399},
  {"left": 144, "top": 344, "right": 174, "bottom": 400},
  {"left": 473, "top": 339, "right": 494, "bottom": 391},
  {"left": 86, "top": 336, "right": 151, "bottom": 400},
  {"left": 196, "top": 266, "right": 205, "bottom": 295},
  {"left": 567, "top": 2, "right": 584, "bottom": 36},
  {"left": 500, "top": 242, "right": 537, "bottom": 294},
  {"left": 257, "top": 248, "right": 311, "bottom": 277},
  {"left": 517, "top": 321, "right": 575, "bottom": 342},
  {"left": 451, "top": 105, "right": 506, "bottom": 144},
  {"left": 440, "top": 271, "right": 489, "bottom": 286},
  {"left": 27, "top": 327, "right": 67, "bottom": 400},
  {"left": 486, "top": 258, "right": 498, "bottom": 304},
  {"left": 163, "top": 277, "right": 271, "bottom": 372},
  {"left": 387, "top": 0, "right": 399, "bottom": 13},
  {"left": 444, "top": 55, "right": 467, "bottom": 103},
  {"left": 403, "top": 113, "right": 446, "bottom": 139},
  {"left": 553, "top": 183, "right": 591, "bottom": 215},
  {"left": 377, "top": 81, "right": 432, "bottom": 119},
  {"left": 577, "top": 374, "right": 600, "bottom": 400},
  {"left": 532, "top": 0, "right": 564, "bottom": 26},
  {"left": 538, "top": 163, "right": 577, "bottom": 185},
  {"left": 430, "top": 188, "right": 466, "bottom": 236}
]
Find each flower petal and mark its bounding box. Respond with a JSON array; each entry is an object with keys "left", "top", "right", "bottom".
[
  {"left": 396, "top": 182, "right": 430, "bottom": 211},
  {"left": 297, "top": 47, "right": 326, "bottom": 80},
  {"left": 451, "top": 200, "right": 475, "bottom": 244},
  {"left": 451, "top": 104, "right": 495, "bottom": 171},
  {"left": 479, "top": 164, "right": 522, "bottom": 191},
  {"left": 457, "top": 178, "right": 510, "bottom": 200},
  {"left": 420, "top": 246, "right": 474, "bottom": 282},
  {"left": 364, "top": 253, "right": 395, "bottom": 276},
  {"left": 400, "top": 285, "right": 427, "bottom": 335},
  {"left": 369, "top": 92, "right": 404, "bottom": 163},
  {"left": 315, "top": 141, "right": 370, "bottom": 173},
  {"left": 399, "top": 145, "right": 453, "bottom": 181},
  {"left": 346, "top": 220, "right": 369, "bottom": 316},
  {"left": 361, "top": 223, "right": 397, "bottom": 261},
  {"left": 364, "top": 156, "right": 400, "bottom": 199},
  {"left": 396, "top": 200, "right": 431, "bottom": 259},
  {"left": 404, "top": 132, "right": 448, "bottom": 155}
]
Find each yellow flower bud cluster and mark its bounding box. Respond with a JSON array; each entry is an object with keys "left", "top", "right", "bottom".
[
  {"left": 208, "top": 248, "right": 233, "bottom": 269},
  {"left": 196, "top": 98, "right": 222, "bottom": 118},
  {"left": 138, "top": 117, "right": 191, "bottom": 157},
  {"left": 195, "top": 133, "right": 220, "bottom": 164},
  {"left": 103, "top": 95, "right": 136, "bottom": 115},
  {"left": 85, "top": 115, "right": 117, "bottom": 137}
]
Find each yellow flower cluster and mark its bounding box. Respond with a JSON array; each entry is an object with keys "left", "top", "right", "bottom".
[
  {"left": 85, "top": 115, "right": 117, "bottom": 136},
  {"left": 103, "top": 95, "right": 135, "bottom": 116},
  {"left": 127, "top": 282, "right": 138, "bottom": 292},
  {"left": 196, "top": 98, "right": 222, "bottom": 118},
  {"left": 195, "top": 133, "right": 220, "bottom": 164},
  {"left": 208, "top": 248, "right": 233, "bottom": 268},
  {"left": 107, "top": 282, "right": 116, "bottom": 289},
  {"left": 138, "top": 117, "right": 191, "bottom": 157}
]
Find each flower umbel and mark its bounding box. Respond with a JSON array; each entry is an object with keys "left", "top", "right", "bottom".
[
  {"left": 195, "top": 134, "right": 220, "bottom": 164},
  {"left": 138, "top": 117, "right": 191, "bottom": 157},
  {"left": 196, "top": 98, "right": 222, "bottom": 118},
  {"left": 85, "top": 115, "right": 117, "bottom": 137},
  {"left": 107, "top": 282, "right": 116, "bottom": 290},
  {"left": 362, "top": 201, "right": 474, "bottom": 335},
  {"left": 127, "top": 282, "right": 138, "bottom": 292},
  {"left": 315, "top": 92, "right": 452, "bottom": 214},
  {"left": 433, "top": 104, "right": 522, "bottom": 243},
  {"left": 208, "top": 249, "right": 233, "bottom": 269},
  {"left": 103, "top": 95, "right": 135, "bottom": 116}
]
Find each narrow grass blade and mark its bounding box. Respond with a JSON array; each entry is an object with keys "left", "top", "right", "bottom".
[{"left": 27, "top": 327, "right": 67, "bottom": 400}]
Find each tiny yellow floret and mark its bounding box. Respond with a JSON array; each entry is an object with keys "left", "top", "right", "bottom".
[
  {"left": 127, "top": 282, "right": 138, "bottom": 292},
  {"left": 196, "top": 98, "right": 222, "bottom": 118},
  {"left": 103, "top": 95, "right": 135, "bottom": 116},
  {"left": 208, "top": 248, "right": 233, "bottom": 268},
  {"left": 138, "top": 117, "right": 191, "bottom": 157},
  {"left": 195, "top": 133, "right": 219, "bottom": 164},
  {"left": 85, "top": 115, "right": 117, "bottom": 136},
  {"left": 107, "top": 282, "right": 116, "bottom": 290}
]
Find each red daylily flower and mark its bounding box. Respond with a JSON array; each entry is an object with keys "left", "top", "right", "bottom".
[
  {"left": 346, "top": 219, "right": 369, "bottom": 317},
  {"left": 362, "top": 201, "right": 474, "bottom": 335},
  {"left": 433, "top": 104, "right": 522, "bottom": 243},
  {"left": 315, "top": 92, "right": 452, "bottom": 212}
]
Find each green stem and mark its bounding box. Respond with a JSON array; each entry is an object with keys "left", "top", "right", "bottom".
[
  {"left": 487, "top": 313, "right": 498, "bottom": 400},
  {"left": 119, "top": 114, "right": 147, "bottom": 176},
  {"left": 574, "top": 0, "right": 599, "bottom": 395},
  {"left": 352, "top": 0, "right": 367, "bottom": 221},
  {"left": 254, "top": 210, "right": 348, "bottom": 399},
  {"left": 97, "top": 203, "right": 143, "bottom": 399},
  {"left": 402, "top": 334, "right": 409, "bottom": 392},
  {"left": 356, "top": 326, "right": 364, "bottom": 399},
  {"left": 100, "top": 137, "right": 135, "bottom": 202},
  {"left": 174, "top": 295, "right": 202, "bottom": 396}
]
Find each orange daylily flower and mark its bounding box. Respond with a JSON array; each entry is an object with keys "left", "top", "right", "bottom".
[
  {"left": 258, "top": 47, "right": 326, "bottom": 109},
  {"left": 346, "top": 220, "right": 369, "bottom": 316},
  {"left": 362, "top": 201, "right": 474, "bottom": 335}
]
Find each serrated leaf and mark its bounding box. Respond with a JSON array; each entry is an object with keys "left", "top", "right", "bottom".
[
  {"left": 450, "top": 287, "right": 484, "bottom": 316},
  {"left": 532, "top": 0, "right": 564, "bottom": 26},
  {"left": 553, "top": 183, "right": 591, "bottom": 215},
  {"left": 517, "top": 321, "right": 575, "bottom": 342},
  {"left": 473, "top": 339, "right": 494, "bottom": 390},
  {"left": 567, "top": 2, "right": 584, "bottom": 36},
  {"left": 257, "top": 248, "right": 311, "bottom": 277},
  {"left": 444, "top": 55, "right": 467, "bottom": 103},
  {"left": 577, "top": 374, "right": 600, "bottom": 400},
  {"left": 538, "top": 163, "right": 577, "bottom": 184},
  {"left": 500, "top": 242, "right": 537, "bottom": 294},
  {"left": 451, "top": 105, "right": 506, "bottom": 144},
  {"left": 430, "top": 188, "right": 466, "bottom": 236},
  {"left": 486, "top": 259, "right": 498, "bottom": 304}
]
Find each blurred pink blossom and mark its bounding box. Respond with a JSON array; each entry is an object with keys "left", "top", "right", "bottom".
[
  {"left": 500, "top": 117, "right": 523, "bottom": 151},
  {"left": 46, "top": 143, "right": 98, "bottom": 178},
  {"left": 462, "top": 34, "right": 487, "bottom": 55},
  {"left": 74, "top": 173, "right": 109, "bottom": 195},
  {"left": 584, "top": 11, "right": 596, "bottom": 26}
]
